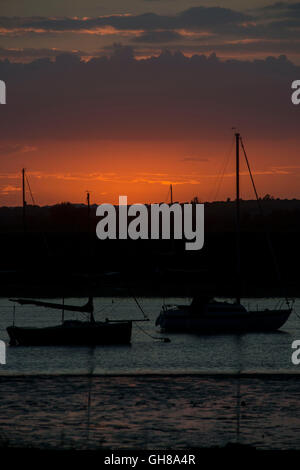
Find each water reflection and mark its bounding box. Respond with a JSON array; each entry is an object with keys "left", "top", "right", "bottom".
[{"left": 1, "top": 375, "right": 300, "bottom": 450}]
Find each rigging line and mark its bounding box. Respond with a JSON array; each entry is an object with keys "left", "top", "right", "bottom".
[
  {"left": 94, "top": 305, "right": 114, "bottom": 315},
  {"left": 132, "top": 293, "right": 148, "bottom": 319},
  {"left": 240, "top": 136, "right": 291, "bottom": 309},
  {"left": 134, "top": 320, "right": 170, "bottom": 342},
  {"left": 94, "top": 297, "right": 123, "bottom": 316},
  {"left": 25, "top": 174, "right": 35, "bottom": 205},
  {"left": 211, "top": 135, "right": 235, "bottom": 202},
  {"left": 125, "top": 284, "right": 148, "bottom": 319},
  {"left": 25, "top": 172, "right": 52, "bottom": 256},
  {"left": 295, "top": 309, "right": 300, "bottom": 321},
  {"left": 163, "top": 185, "right": 170, "bottom": 204}
]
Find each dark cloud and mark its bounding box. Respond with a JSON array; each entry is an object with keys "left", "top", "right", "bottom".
[
  {"left": 261, "top": 1, "right": 300, "bottom": 12},
  {"left": 0, "top": 49, "right": 298, "bottom": 145},
  {"left": 177, "top": 7, "right": 249, "bottom": 27},
  {"left": 165, "top": 39, "right": 300, "bottom": 56},
  {"left": 133, "top": 30, "right": 183, "bottom": 42},
  {"left": 0, "top": 7, "right": 250, "bottom": 32},
  {"left": 0, "top": 5, "right": 299, "bottom": 48},
  {"left": 255, "top": 2, "right": 300, "bottom": 21},
  {"left": 0, "top": 47, "right": 83, "bottom": 61},
  {"left": 205, "top": 18, "right": 300, "bottom": 41}
]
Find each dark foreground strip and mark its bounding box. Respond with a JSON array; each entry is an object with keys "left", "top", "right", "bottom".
[{"left": 0, "top": 446, "right": 299, "bottom": 467}]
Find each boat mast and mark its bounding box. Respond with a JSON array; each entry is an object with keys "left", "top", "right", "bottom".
[
  {"left": 22, "top": 168, "right": 26, "bottom": 233},
  {"left": 87, "top": 191, "right": 90, "bottom": 222},
  {"left": 61, "top": 297, "right": 65, "bottom": 324},
  {"left": 170, "top": 184, "right": 173, "bottom": 204},
  {"left": 86, "top": 191, "right": 95, "bottom": 323},
  {"left": 235, "top": 133, "right": 241, "bottom": 305}
]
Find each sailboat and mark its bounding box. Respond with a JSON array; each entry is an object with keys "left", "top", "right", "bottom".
[
  {"left": 7, "top": 297, "right": 132, "bottom": 346},
  {"left": 155, "top": 133, "right": 293, "bottom": 333},
  {"left": 6, "top": 172, "right": 135, "bottom": 346}
]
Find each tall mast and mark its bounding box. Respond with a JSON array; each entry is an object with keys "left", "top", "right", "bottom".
[
  {"left": 87, "top": 191, "right": 90, "bottom": 215},
  {"left": 61, "top": 297, "right": 65, "bottom": 324},
  {"left": 170, "top": 184, "right": 173, "bottom": 204},
  {"left": 86, "top": 191, "right": 95, "bottom": 323},
  {"left": 235, "top": 133, "right": 241, "bottom": 304},
  {"left": 87, "top": 191, "right": 90, "bottom": 232},
  {"left": 22, "top": 168, "right": 26, "bottom": 233}
]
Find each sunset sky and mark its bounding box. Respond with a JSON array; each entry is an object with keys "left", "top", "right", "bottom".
[{"left": 0, "top": 0, "right": 300, "bottom": 205}]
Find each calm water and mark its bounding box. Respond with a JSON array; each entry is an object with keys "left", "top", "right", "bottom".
[
  {"left": 1, "top": 297, "right": 300, "bottom": 450},
  {"left": 1, "top": 297, "right": 300, "bottom": 375}
]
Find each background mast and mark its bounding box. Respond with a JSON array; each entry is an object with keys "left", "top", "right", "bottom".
[
  {"left": 22, "top": 168, "right": 26, "bottom": 233},
  {"left": 235, "top": 133, "right": 241, "bottom": 305}
]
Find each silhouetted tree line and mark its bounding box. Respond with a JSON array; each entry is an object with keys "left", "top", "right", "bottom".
[
  {"left": 1, "top": 198, "right": 300, "bottom": 233},
  {"left": 0, "top": 199, "right": 299, "bottom": 297}
]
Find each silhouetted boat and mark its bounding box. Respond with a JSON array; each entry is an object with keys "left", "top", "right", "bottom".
[
  {"left": 6, "top": 175, "right": 133, "bottom": 346},
  {"left": 156, "top": 133, "right": 293, "bottom": 333},
  {"left": 7, "top": 297, "right": 132, "bottom": 346},
  {"left": 155, "top": 297, "right": 291, "bottom": 333}
]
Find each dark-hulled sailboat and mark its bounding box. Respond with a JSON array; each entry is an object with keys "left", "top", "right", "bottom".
[
  {"left": 6, "top": 174, "right": 134, "bottom": 346},
  {"left": 7, "top": 297, "right": 132, "bottom": 346},
  {"left": 155, "top": 133, "right": 293, "bottom": 333}
]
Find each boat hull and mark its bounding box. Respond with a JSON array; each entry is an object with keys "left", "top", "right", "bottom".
[
  {"left": 156, "top": 308, "right": 292, "bottom": 334},
  {"left": 7, "top": 320, "right": 132, "bottom": 346}
]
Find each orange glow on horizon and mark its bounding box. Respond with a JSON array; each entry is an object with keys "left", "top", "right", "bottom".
[{"left": 1, "top": 138, "right": 300, "bottom": 207}]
